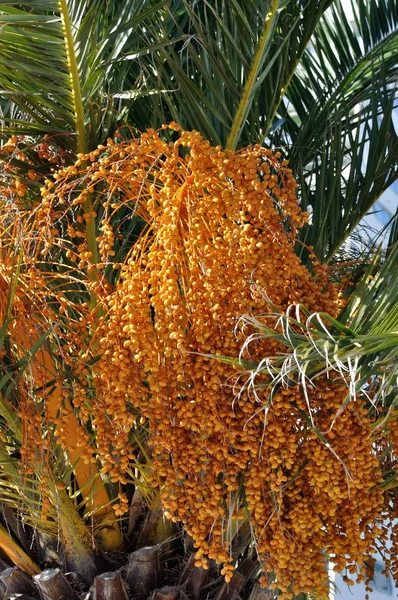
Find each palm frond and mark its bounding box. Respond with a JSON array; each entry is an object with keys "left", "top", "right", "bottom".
[
  {"left": 0, "top": 0, "right": 170, "bottom": 153},
  {"left": 387, "top": 206, "right": 398, "bottom": 248},
  {"left": 271, "top": 0, "right": 398, "bottom": 261},
  {"left": 137, "top": 0, "right": 333, "bottom": 146}
]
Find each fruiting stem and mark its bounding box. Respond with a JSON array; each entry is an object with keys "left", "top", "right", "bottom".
[{"left": 0, "top": 524, "right": 40, "bottom": 576}]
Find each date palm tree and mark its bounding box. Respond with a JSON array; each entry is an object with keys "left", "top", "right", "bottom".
[{"left": 0, "top": 1, "right": 397, "bottom": 599}]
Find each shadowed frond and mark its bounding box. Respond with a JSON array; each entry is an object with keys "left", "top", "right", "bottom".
[{"left": 271, "top": 0, "right": 398, "bottom": 260}]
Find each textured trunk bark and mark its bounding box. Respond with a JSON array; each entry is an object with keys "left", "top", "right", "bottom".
[
  {"left": 93, "top": 571, "right": 128, "bottom": 600},
  {"left": 0, "top": 567, "right": 37, "bottom": 597},
  {"left": 128, "top": 488, "right": 145, "bottom": 538},
  {"left": 179, "top": 553, "right": 209, "bottom": 600},
  {"left": 34, "top": 568, "right": 75, "bottom": 600},
  {"left": 214, "top": 572, "right": 247, "bottom": 600},
  {"left": 150, "top": 586, "right": 181, "bottom": 600},
  {"left": 136, "top": 502, "right": 176, "bottom": 548},
  {"left": 124, "top": 546, "right": 160, "bottom": 599},
  {"left": 248, "top": 584, "right": 274, "bottom": 599},
  {"left": 55, "top": 488, "right": 108, "bottom": 584}
]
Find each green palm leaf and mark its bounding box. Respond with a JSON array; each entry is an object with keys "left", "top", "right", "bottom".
[
  {"left": 137, "top": 0, "right": 333, "bottom": 146},
  {"left": 0, "top": 0, "right": 169, "bottom": 153},
  {"left": 272, "top": 0, "right": 398, "bottom": 260}
]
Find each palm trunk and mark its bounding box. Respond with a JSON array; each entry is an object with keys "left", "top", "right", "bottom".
[{"left": 54, "top": 487, "right": 107, "bottom": 584}]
